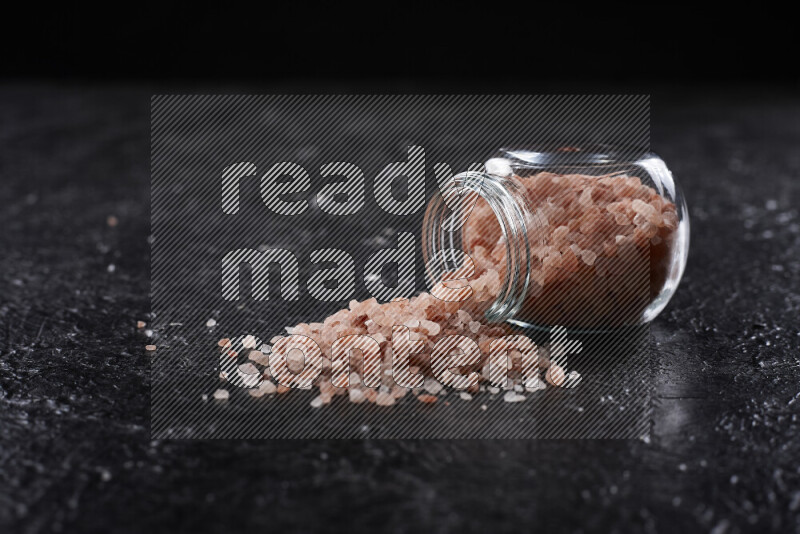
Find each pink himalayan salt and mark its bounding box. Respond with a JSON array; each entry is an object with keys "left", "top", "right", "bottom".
[
  {"left": 503, "top": 391, "right": 526, "bottom": 403},
  {"left": 419, "top": 319, "right": 441, "bottom": 336},
  {"left": 545, "top": 365, "right": 566, "bottom": 387},
  {"left": 423, "top": 377, "right": 443, "bottom": 395},
  {"left": 221, "top": 172, "right": 677, "bottom": 406},
  {"left": 580, "top": 250, "right": 597, "bottom": 266},
  {"left": 219, "top": 286, "right": 554, "bottom": 407},
  {"left": 417, "top": 394, "right": 438, "bottom": 404},
  {"left": 349, "top": 388, "right": 366, "bottom": 403},
  {"left": 248, "top": 350, "right": 271, "bottom": 366},
  {"left": 375, "top": 392, "right": 395, "bottom": 406}
]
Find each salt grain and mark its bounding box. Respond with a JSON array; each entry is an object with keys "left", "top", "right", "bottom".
[
  {"left": 565, "top": 370, "right": 582, "bottom": 387},
  {"left": 503, "top": 391, "right": 526, "bottom": 403},
  {"left": 213, "top": 389, "right": 229, "bottom": 400},
  {"left": 375, "top": 392, "right": 395, "bottom": 406},
  {"left": 424, "top": 378, "right": 443, "bottom": 395},
  {"left": 545, "top": 364, "right": 566, "bottom": 387},
  {"left": 248, "top": 350, "right": 271, "bottom": 366},
  {"left": 259, "top": 381, "right": 277, "bottom": 395},
  {"left": 419, "top": 319, "right": 441, "bottom": 336},
  {"left": 349, "top": 389, "right": 366, "bottom": 403},
  {"left": 524, "top": 376, "right": 546, "bottom": 392},
  {"left": 580, "top": 250, "right": 597, "bottom": 266},
  {"left": 237, "top": 363, "right": 261, "bottom": 388}
]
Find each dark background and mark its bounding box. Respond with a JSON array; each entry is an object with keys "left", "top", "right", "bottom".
[
  {"left": 1, "top": 5, "right": 799, "bottom": 534},
  {"left": 2, "top": 4, "right": 796, "bottom": 87}
]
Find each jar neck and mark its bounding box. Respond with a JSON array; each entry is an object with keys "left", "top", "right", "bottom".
[{"left": 422, "top": 171, "right": 532, "bottom": 323}]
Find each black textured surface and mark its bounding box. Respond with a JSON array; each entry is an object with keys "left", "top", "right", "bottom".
[{"left": 1, "top": 86, "right": 799, "bottom": 533}]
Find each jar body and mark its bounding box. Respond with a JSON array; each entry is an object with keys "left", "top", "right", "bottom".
[{"left": 423, "top": 147, "right": 690, "bottom": 331}]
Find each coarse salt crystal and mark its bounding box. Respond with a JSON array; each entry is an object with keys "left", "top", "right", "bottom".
[
  {"left": 581, "top": 250, "right": 597, "bottom": 266},
  {"left": 349, "top": 389, "right": 366, "bottom": 403},
  {"left": 424, "top": 378, "right": 443, "bottom": 395},
  {"left": 259, "top": 381, "right": 277, "bottom": 394},
  {"left": 503, "top": 391, "right": 526, "bottom": 403},
  {"left": 248, "top": 350, "right": 271, "bottom": 366},
  {"left": 419, "top": 319, "right": 441, "bottom": 336},
  {"left": 375, "top": 392, "right": 395, "bottom": 406},
  {"left": 524, "top": 376, "right": 546, "bottom": 391},
  {"left": 565, "top": 370, "right": 582, "bottom": 387},
  {"left": 546, "top": 365, "right": 566, "bottom": 386},
  {"left": 238, "top": 363, "right": 261, "bottom": 387}
]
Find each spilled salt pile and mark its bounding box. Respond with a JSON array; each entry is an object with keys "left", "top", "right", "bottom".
[{"left": 219, "top": 292, "right": 554, "bottom": 407}]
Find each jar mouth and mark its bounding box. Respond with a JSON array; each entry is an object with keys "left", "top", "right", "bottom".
[
  {"left": 499, "top": 144, "right": 652, "bottom": 168},
  {"left": 422, "top": 171, "right": 533, "bottom": 323}
]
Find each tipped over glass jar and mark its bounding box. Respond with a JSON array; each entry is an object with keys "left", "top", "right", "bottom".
[{"left": 423, "top": 145, "right": 690, "bottom": 332}]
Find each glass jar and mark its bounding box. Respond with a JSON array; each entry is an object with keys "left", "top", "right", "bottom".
[{"left": 422, "top": 145, "right": 690, "bottom": 331}]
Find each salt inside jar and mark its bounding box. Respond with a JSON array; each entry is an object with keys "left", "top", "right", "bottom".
[{"left": 422, "top": 145, "right": 690, "bottom": 331}]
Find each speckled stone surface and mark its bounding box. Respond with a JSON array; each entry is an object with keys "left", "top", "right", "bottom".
[{"left": 0, "top": 87, "right": 798, "bottom": 533}]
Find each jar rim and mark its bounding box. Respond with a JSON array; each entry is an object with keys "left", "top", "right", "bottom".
[{"left": 498, "top": 144, "right": 653, "bottom": 168}]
